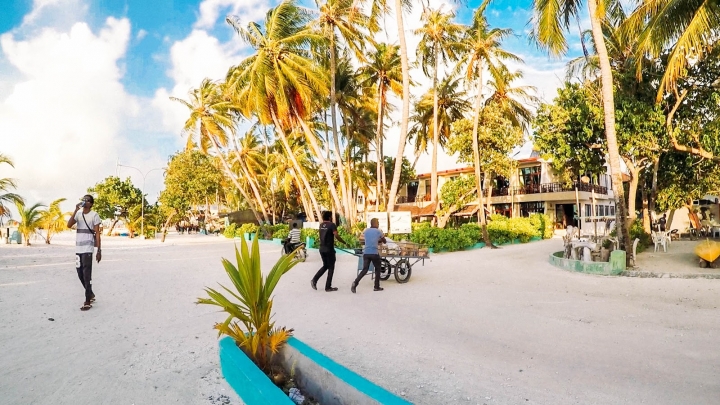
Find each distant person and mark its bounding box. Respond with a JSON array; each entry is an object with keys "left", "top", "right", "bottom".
[
  {"left": 311, "top": 211, "right": 347, "bottom": 292},
  {"left": 285, "top": 222, "right": 302, "bottom": 254},
  {"left": 658, "top": 214, "right": 667, "bottom": 232},
  {"left": 67, "top": 194, "right": 102, "bottom": 311},
  {"left": 351, "top": 218, "right": 387, "bottom": 293}
]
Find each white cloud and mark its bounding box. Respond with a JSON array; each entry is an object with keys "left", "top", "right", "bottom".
[
  {"left": 136, "top": 28, "right": 147, "bottom": 40},
  {"left": 22, "top": 0, "right": 65, "bottom": 25},
  {"left": 0, "top": 15, "right": 167, "bottom": 213},
  {"left": 195, "top": 0, "right": 278, "bottom": 30},
  {"left": 152, "top": 29, "right": 246, "bottom": 137}
]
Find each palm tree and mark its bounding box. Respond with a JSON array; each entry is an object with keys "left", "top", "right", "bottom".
[
  {"left": 457, "top": 1, "right": 518, "bottom": 245},
  {"left": 226, "top": 0, "right": 343, "bottom": 219},
  {"left": 0, "top": 154, "right": 24, "bottom": 226},
  {"left": 15, "top": 201, "right": 45, "bottom": 246},
  {"left": 231, "top": 131, "right": 270, "bottom": 223},
  {"left": 171, "top": 79, "right": 264, "bottom": 224},
  {"left": 623, "top": 0, "right": 720, "bottom": 100},
  {"left": 532, "top": 0, "right": 632, "bottom": 254},
  {"left": 313, "top": 0, "right": 371, "bottom": 222},
  {"left": 409, "top": 77, "right": 470, "bottom": 170},
  {"left": 485, "top": 66, "right": 539, "bottom": 132},
  {"left": 40, "top": 198, "right": 69, "bottom": 244},
  {"left": 358, "top": 42, "right": 403, "bottom": 211},
  {"left": 414, "top": 7, "right": 465, "bottom": 206},
  {"left": 364, "top": 0, "right": 413, "bottom": 212}
]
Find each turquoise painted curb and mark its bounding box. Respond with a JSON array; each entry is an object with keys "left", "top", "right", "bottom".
[
  {"left": 286, "top": 337, "right": 412, "bottom": 405},
  {"left": 548, "top": 250, "right": 626, "bottom": 275},
  {"left": 272, "top": 238, "right": 282, "bottom": 244},
  {"left": 218, "top": 337, "right": 293, "bottom": 404},
  {"left": 470, "top": 242, "right": 486, "bottom": 249}
]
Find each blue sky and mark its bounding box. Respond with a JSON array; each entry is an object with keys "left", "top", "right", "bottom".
[{"left": 0, "top": 0, "right": 582, "bottom": 214}]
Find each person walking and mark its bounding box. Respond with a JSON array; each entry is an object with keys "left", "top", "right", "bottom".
[
  {"left": 67, "top": 194, "right": 102, "bottom": 311},
  {"left": 351, "top": 218, "right": 387, "bottom": 293},
  {"left": 311, "top": 211, "right": 347, "bottom": 292}
]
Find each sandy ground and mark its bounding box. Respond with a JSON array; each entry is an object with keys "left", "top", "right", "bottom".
[
  {"left": 635, "top": 239, "right": 720, "bottom": 275},
  {"left": 1, "top": 232, "right": 719, "bottom": 405}
]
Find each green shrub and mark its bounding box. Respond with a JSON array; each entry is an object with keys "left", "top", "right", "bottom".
[
  {"left": 409, "top": 223, "right": 438, "bottom": 247},
  {"left": 611, "top": 219, "right": 651, "bottom": 253},
  {"left": 272, "top": 224, "right": 289, "bottom": 240},
  {"left": 223, "top": 223, "right": 237, "bottom": 239},
  {"left": 487, "top": 220, "right": 512, "bottom": 245},
  {"left": 238, "top": 223, "right": 259, "bottom": 236},
  {"left": 529, "top": 213, "right": 554, "bottom": 239},
  {"left": 486, "top": 217, "right": 539, "bottom": 244},
  {"left": 508, "top": 218, "right": 541, "bottom": 242},
  {"left": 301, "top": 229, "right": 319, "bottom": 248},
  {"left": 351, "top": 221, "right": 366, "bottom": 236},
  {"left": 459, "top": 223, "right": 482, "bottom": 243},
  {"left": 337, "top": 226, "right": 358, "bottom": 248}
]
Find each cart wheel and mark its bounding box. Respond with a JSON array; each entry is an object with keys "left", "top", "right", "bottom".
[
  {"left": 379, "top": 259, "right": 392, "bottom": 280},
  {"left": 394, "top": 259, "right": 412, "bottom": 283}
]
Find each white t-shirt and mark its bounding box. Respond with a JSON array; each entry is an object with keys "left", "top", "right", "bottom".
[{"left": 75, "top": 210, "right": 101, "bottom": 254}]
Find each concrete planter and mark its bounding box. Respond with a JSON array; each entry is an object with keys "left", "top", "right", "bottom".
[
  {"left": 218, "top": 336, "right": 411, "bottom": 405},
  {"left": 549, "top": 250, "right": 626, "bottom": 275},
  {"left": 305, "top": 236, "right": 315, "bottom": 249},
  {"left": 273, "top": 238, "right": 283, "bottom": 244}
]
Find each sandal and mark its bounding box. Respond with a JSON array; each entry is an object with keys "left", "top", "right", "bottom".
[{"left": 80, "top": 303, "right": 92, "bottom": 311}]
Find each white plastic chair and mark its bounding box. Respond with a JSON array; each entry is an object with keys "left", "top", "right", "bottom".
[{"left": 652, "top": 232, "right": 666, "bottom": 252}]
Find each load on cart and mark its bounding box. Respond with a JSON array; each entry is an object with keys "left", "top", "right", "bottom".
[{"left": 345, "top": 238, "right": 429, "bottom": 283}]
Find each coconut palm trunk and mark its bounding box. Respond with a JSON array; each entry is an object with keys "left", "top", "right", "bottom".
[
  {"left": 374, "top": 84, "right": 385, "bottom": 212},
  {"left": 329, "top": 37, "right": 352, "bottom": 223},
  {"left": 208, "top": 136, "right": 263, "bottom": 224},
  {"left": 232, "top": 152, "right": 270, "bottom": 223},
  {"left": 295, "top": 113, "right": 345, "bottom": 215},
  {"left": 271, "top": 112, "right": 322, "bottom": 220},
  {"left": 588, "top": 0, "right": 630, "bottom": 257},
  {"left": 387, "top": 0, "right": 411, "bottom": 212},
  {"left": 471, "top": 74, "right": 493, "bottom": 246},
  {"left": 431, "top": 50, "right": 440, "bottom": 206}
]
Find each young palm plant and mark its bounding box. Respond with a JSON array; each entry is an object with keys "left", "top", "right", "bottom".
[
  {"left": 40, "top": 198, "right": 70, "bottom": 244},
  {"left": 0, "top": 154, "right": 24, "bottom": 226},
  {"left": 15, "top": 201, "right": 46, "bottom": 246},
  {"left": 197, "top": 236, "right": 301, "bottom": 372}
]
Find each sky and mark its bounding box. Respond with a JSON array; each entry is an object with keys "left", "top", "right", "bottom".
[{"left": 0, "top": 0, "right": 585, "bottom": 216}]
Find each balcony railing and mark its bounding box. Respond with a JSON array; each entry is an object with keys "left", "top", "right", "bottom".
[
  {"left": 515, "top": 182, "right": 608, "bottom": 195},
  {"left": 396, "top": 195, "right": 432, "bottom": 204},
  {"left": 499, "top": 182, "right": 608, "bottom": 196}
]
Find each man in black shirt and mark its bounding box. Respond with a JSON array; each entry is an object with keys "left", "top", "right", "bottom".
[{"left": 311, "top": 211, "right": 348, "bottom": 292}]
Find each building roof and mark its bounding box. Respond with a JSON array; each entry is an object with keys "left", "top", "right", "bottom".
[
  {"left": 395, "top": 202, "right": 437, "bottom": 217},
  {"left": 416, "top": 167, "right": 474, "bottom": 180}
]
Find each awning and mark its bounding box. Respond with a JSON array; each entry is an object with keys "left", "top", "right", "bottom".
[
  {"left": 395, "top": 202, "right": 437, "bottom": 218},
  {"left": 453, "top": 205, "right": 479, "bottom": 217}
]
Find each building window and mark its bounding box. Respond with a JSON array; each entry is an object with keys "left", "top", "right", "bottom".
[
  {"left": 493, "top": 203, "right": 512, "bottom": 218},
  {"left": 520, "top": 202, "right": 545, "bottom": 217},
  {"left": 519, "top": 166, "right": 542, "bottom": 192},
  {"left": 609, "top": 205, "right": 615, "bottom": 216}
]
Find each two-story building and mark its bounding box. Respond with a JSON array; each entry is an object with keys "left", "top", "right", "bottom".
[{"left": 370, "top": 152, "right": 625, "bottom": 231}]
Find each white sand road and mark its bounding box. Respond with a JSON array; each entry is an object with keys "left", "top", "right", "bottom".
[{"left": 0, "top": 232, "right": 719, "bottom": 405}]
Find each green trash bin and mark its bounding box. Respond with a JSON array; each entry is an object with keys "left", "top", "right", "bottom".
[{"left": 10, "top": 230, "right": 22, "bottom": 244}]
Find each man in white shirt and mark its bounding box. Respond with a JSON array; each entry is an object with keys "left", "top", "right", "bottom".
[{"left": 67, "top": 194, "right": 102, "bottom": 311}]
